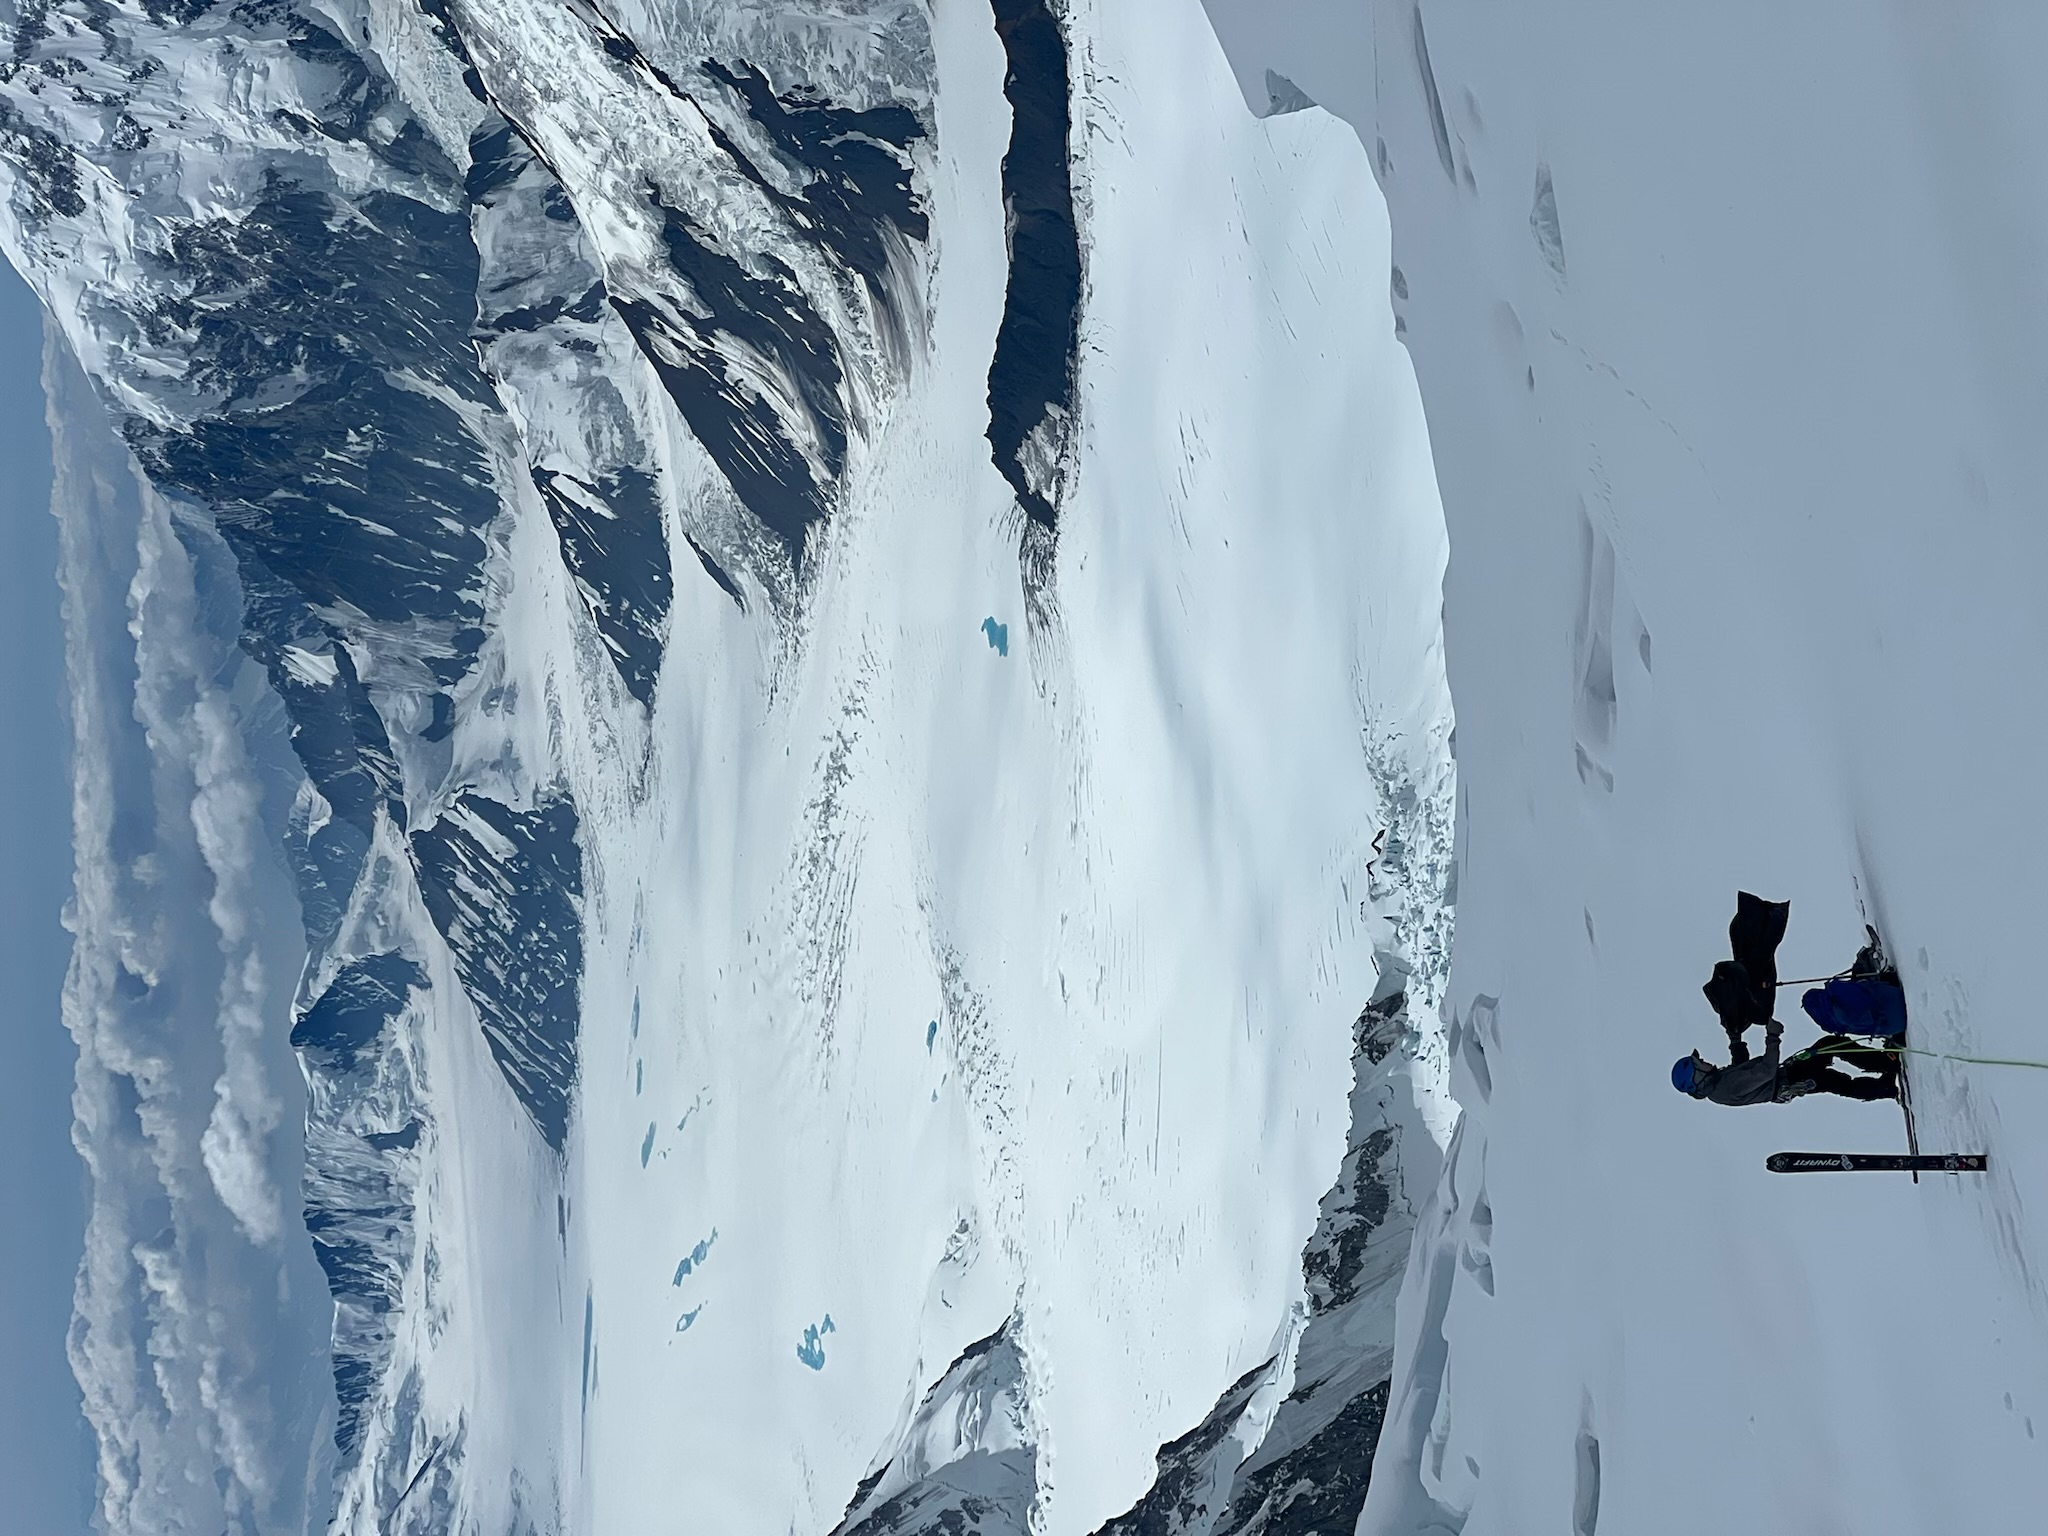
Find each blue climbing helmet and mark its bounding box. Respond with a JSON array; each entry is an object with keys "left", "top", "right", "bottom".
[{"left": 1672, "top": 1055, "right": 1700, "bottom": 1094}]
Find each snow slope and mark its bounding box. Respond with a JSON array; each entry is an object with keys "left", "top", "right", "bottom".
[{"left": 1201, "top": 4, "right": 2048, "bottom": 1532}]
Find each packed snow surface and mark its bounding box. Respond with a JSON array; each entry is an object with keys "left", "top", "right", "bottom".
[{"left": 1204, "top": 3, "right": 2048, "bottom": 1533}]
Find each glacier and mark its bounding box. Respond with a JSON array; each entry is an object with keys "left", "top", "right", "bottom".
[{"left": 3, "top": 0, "right": 1452, "bottom": 1532}]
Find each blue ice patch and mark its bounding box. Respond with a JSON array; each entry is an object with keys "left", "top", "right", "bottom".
[
  {"left": 981, "top": 617, "right": 1009, "bottom": 657},
  {"left": 671, "top": 1230, "right": 719, "bottom": 1284},
  {"left": 635, "top": 1059, "right": 643, "bottom": 1095},
  {"left": 796, "top": 1313, "right": 837, "bottom": 1370},
  {"left": 674, "top": 1304, "right": 705, "bottom": 1334},
  {"left": 926, "top": 1019, "right": 939, "bottom": 1052},
  {"left": 640, "top": 1123, "right": 657, "bottom": 1167},
  {"left": 631, "top": 991, "right": 640, "bottom": 1039}
]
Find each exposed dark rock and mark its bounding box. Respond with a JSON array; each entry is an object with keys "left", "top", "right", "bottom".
[
  {"left": 1214, "top": 1380, "right": 1390, "bottom": 1536},
  {"left": 294, "top": 952, "right": 430, "bottom": 1458},
  {"left": 531, "top": 466, "right": 672, "bottom": 706},
  {"left": 1092, "top": 1362, "right": 1274, "bottom": 1536},
  {"left": 409, "top": 792, "right": 585, "bottom": 1149},
  {"left": 2, "top": 0, "right": 617, "bottom": 1510},
  {"left": 985, "top": 0, "right": 1080, "bottom": 530},
  {"left": 0, "top": 100, "right": 84, "bottom": 216},
  {"left": 613, "top": 186, "right": 847, "bottom": 561},
  {"left": 831, "top": 1322, "right": 1036, "bottom": 1536},
  {"left": 700, "top": 58, "right": 928, "bottom": 295},
  {"left": 686, "top": 533, "right": 747, "bottom": 609},
  {"left": 1090, "top": 992, "right": 1420, "bottom": 1536},
  {"left": 292, "top": 952, "right": 427, "bottom": 1073},
  {"left": 127, "top": 173, "right": 501, "bottom": 706},
  {"left": 467, "top": 111, "right": 674, "bottom": 706}
]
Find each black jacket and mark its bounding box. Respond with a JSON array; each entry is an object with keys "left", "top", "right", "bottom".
[{"left": 1703, "top": 892, "right": 1791, "bottom": 1041}]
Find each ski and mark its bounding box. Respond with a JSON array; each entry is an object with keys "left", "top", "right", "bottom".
[
  {"left": 1894, "top": 1034, "right": 1922, "bottom": 1182},
  {"left": 1767, "top": 1151, "right": 1986, "bottom": 1174},
  {"left": 1850, "top": 925, "right": 1922, "bottom": 1181}
]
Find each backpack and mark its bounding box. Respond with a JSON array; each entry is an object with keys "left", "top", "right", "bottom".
[{"left": 1799, "top": 976, "right": 1908, "bottom": 1039}]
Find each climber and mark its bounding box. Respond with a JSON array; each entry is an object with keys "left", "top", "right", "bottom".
[
  {"left": 1672, "top": 1021, "right": 1901, "bottom": 1105},
  {"left": 1700, "top": 891, "right": 1790, "bottom": 1053}
]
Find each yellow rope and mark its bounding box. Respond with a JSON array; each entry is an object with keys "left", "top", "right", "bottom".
[{"left": 1829, "top": 1042, "right": 2048, "bottom": 1072}]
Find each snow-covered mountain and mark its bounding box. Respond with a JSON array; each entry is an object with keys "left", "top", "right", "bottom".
[
  {"left": 23, "top": 0, "right": 2048, "bottom": 1531},
  {"left": 3, "top": 1, "right": 1456, "bottom": 1533},
  {"left": 1205, "top": 3, "right": 2048, "bottom": 1533}
]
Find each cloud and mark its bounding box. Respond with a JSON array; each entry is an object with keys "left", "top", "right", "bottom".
[
  {"left": 44, "top": 327, "right": 333, "bottom": 1535},
  {"left": 129, "top": 480, "right": 291, "bottom": 1249}
]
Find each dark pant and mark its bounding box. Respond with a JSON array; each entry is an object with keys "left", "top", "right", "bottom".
[{"left": 1782, "top": 1034, "right": 1898, "bottom": 1101}]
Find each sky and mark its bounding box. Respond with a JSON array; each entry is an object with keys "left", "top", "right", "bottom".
[{"left": 0, "top": 260, "right": 96, "bottom": 1529}]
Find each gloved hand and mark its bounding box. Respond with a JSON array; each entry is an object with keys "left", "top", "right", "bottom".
[{"left": 1723, "top": 1017, "right": 1751, "bottom": 1064}]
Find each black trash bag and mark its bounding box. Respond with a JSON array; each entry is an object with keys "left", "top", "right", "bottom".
[{"left": 1702, "top": 891, "right": 1790, "bottom": 1044}]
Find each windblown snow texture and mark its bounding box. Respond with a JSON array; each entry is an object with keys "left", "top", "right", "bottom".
[
  {"left": 986, "top": 0, "right": 1082, "bottom": 529},
  {"left": 410, "top": 794, "right": 585, "bottom": 1149}
]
